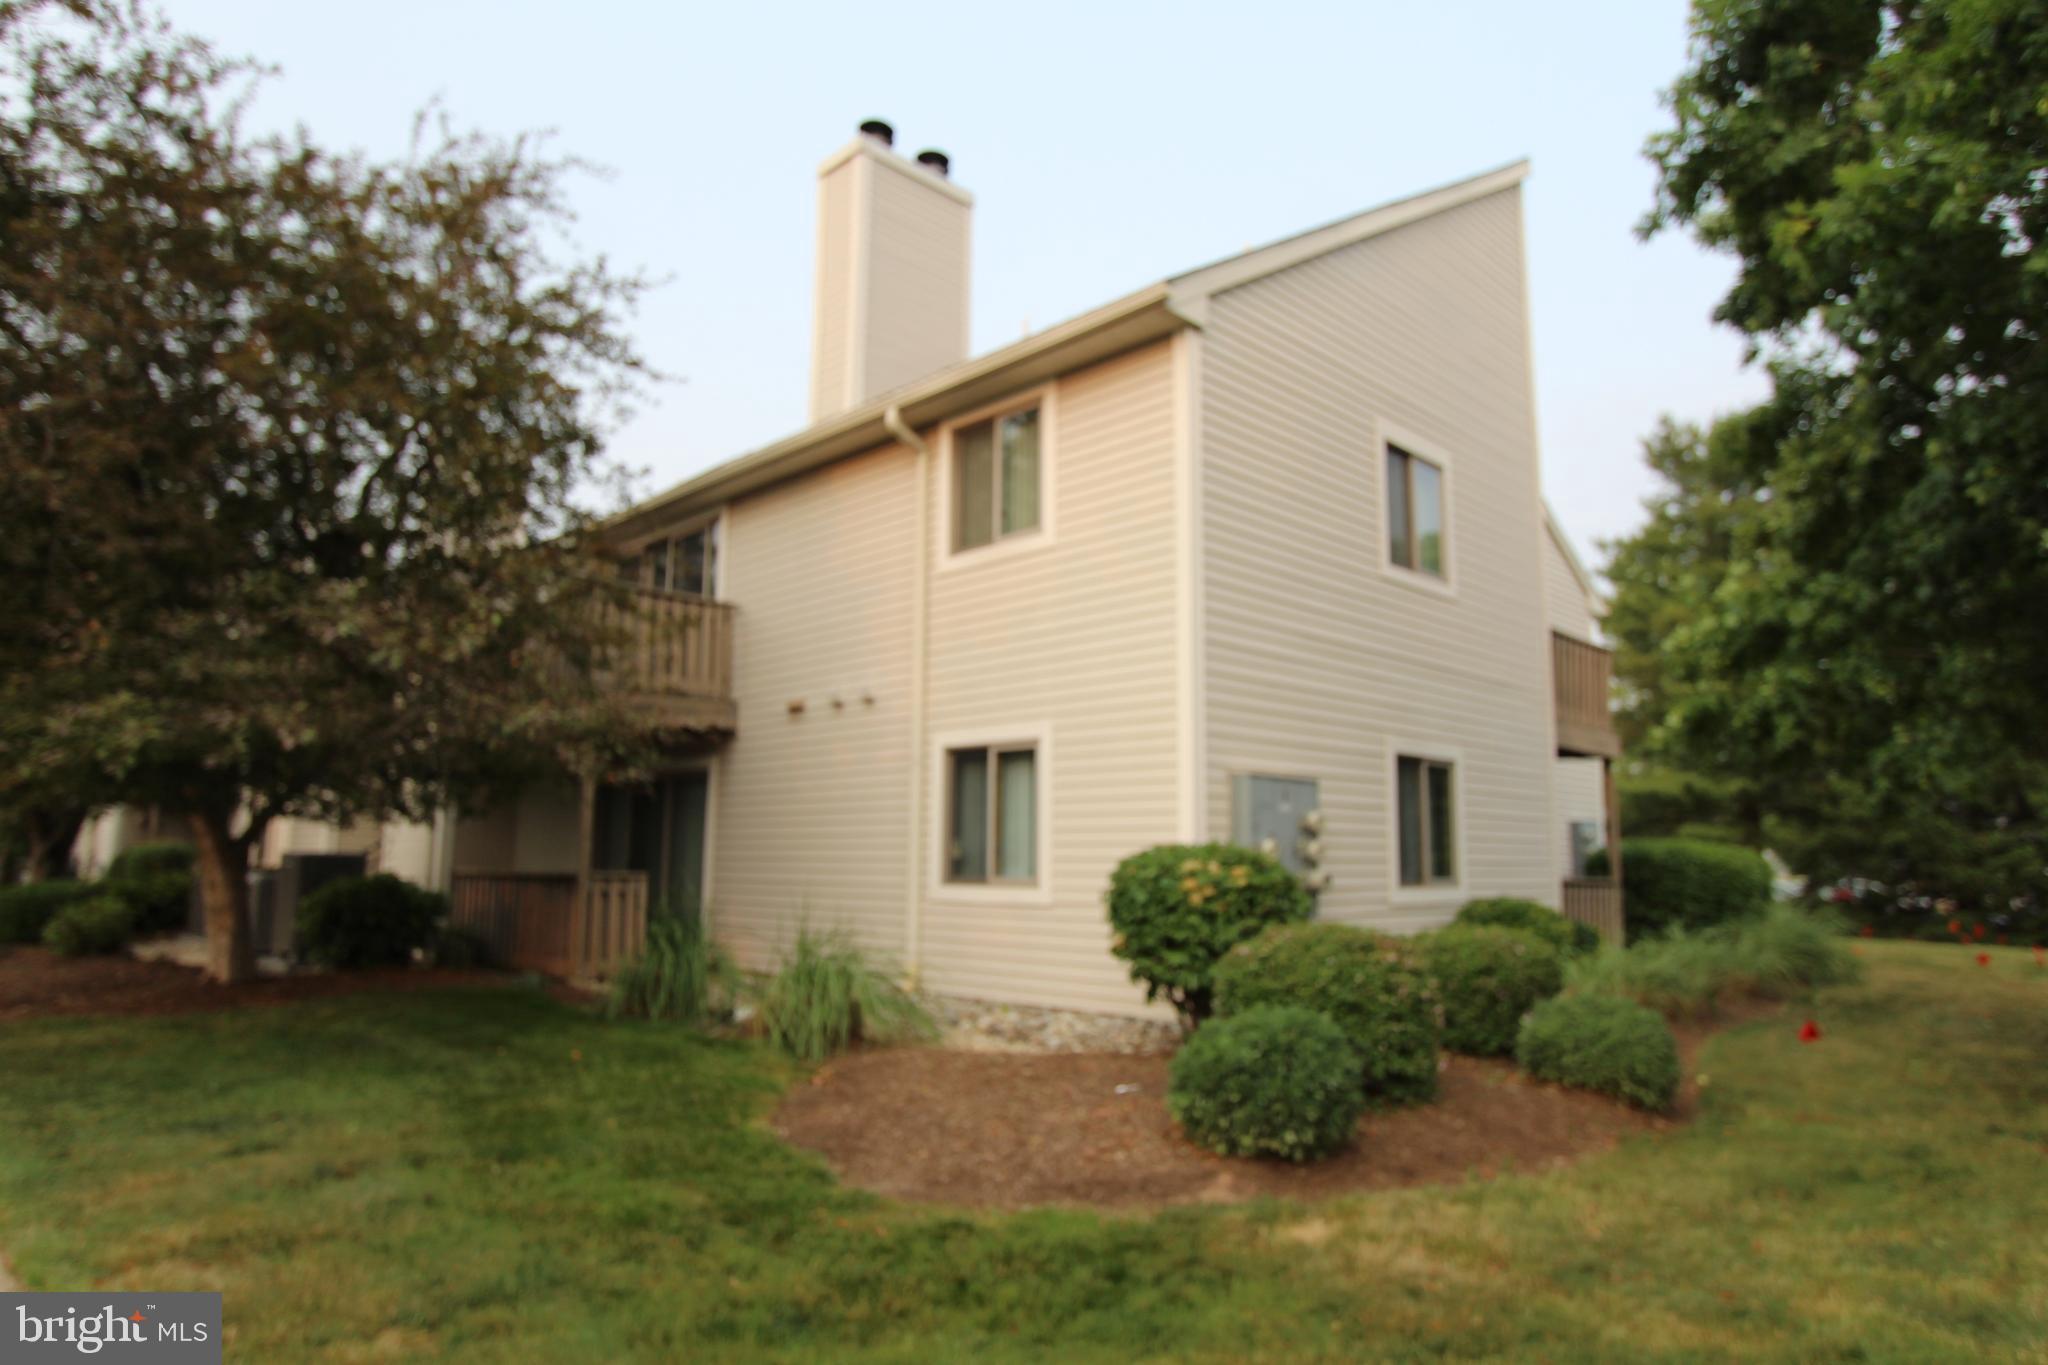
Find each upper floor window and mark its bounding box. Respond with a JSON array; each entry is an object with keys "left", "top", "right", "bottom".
[
  {"left": 1396, "top": 754, "right": 1455, "bottom": 887},
  {"left": 637, "top": 521, "right": 719, "bottom": 597},
  {"left": 1386, "top": 444, "right": 1445, "bottom": 578},
  {"left": 953, "top": 403, "right": 1041, "bottom": 553}
]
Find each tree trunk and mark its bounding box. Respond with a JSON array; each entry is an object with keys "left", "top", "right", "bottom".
[{"left": 190, "top": 809, "right": 256, "bottom": 985}]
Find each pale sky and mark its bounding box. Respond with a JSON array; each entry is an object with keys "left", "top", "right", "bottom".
[{"left": 176, "top": 0, "right": 1767, "bottom": 573}]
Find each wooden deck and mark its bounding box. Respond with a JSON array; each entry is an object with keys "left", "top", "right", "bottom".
[
  {"left": 449, "top": 870, "right": 651, "bottom": 981},
  {"left": 1553, "top": 632, "right": 1620, "bottom": 758},
  {"left": 601, "top": 587, "right": 736, "bottom": 733}
]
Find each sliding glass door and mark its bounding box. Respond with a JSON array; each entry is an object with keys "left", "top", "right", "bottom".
[{"left": 593, "top": 770, "right": 708, "bottom": 917}]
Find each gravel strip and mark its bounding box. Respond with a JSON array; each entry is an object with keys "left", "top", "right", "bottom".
[{"left": 923, "top": 994, "right": 1179, "bottom": 1055}]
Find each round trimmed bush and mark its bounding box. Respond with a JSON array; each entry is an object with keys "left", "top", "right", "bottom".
[
  {"left": 1420, "top": 925, "right": 1566, "bottom": 1056},
  {"left": 1515, "top": 993, "right": 1681, "bottom": 1112},
  {"left": 1455, "top": 897, "right": 1598, "bottom": 956},
  {"left": 1106, "top": 843, "right": 1313, "bottom": 1026},
  {"left": 1168, "top": 1005, "right": 1364, "bottom": 1162},
  {"left": 106, "top": 841, "right": 195, "bottom": 881},
  {"left": 106, "top": 868, "right": 195, "bottom": 936},
  {"left": 1586, "top": 838, "right": 1771, "bottom": 941},
  {"left": 42, "top": 895, "right": 139, "bottom": 957},
  {"left": 1213, "top": 922, "right": 1441, "bottom": 1105},
  {"left": 0, "top": 880, "right": 93, "bottom": 944},
  {"left": 297, "top": 874, "right": 444, "bottom": 969}
]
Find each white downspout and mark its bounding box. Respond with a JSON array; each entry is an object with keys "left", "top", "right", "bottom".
[{"left": 884, "top": 403, "right": 930, "bottom": 989}]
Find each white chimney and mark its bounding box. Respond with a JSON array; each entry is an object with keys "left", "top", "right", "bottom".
[{"left": 809, "top": 121, "right": 973, "bottom": 422}]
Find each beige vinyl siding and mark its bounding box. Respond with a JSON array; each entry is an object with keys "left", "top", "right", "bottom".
[
  {"left": 1545, "top": 520, "right": 1599, "bottom": 643},
  {"left": 1198, "top": 186, "right": 1558, "bottom": 930},
  {"left": 591, "top": 339, "right": 1180, "bottom": 1014},
  {"left": 808, "top": 156, "right": 860, "bottom": 420},
  {"left": 712, "top": 441, "right": 919, "bottom": 971},
  {"left": 449, "top": 786, "right": 580, "bottom": 875},
  {"left": 861, "top": 156, "right": 971, "bottom": 402},
  {"left": 919, "top": 339, "right": 1181, "bottom": 1013}
]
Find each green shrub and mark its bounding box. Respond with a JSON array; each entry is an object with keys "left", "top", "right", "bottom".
[
  {"left": 759, "top": 927, "right": 936, "bottom": 1062},
  {"left": 0, "top": 880, "right": 93, "bottom": 944},
  {"left": 1586, "top": 838, "right": 1771, "bottom": 940},
  {"left": 105, "top": 841, "right": 195, "bottom": 880},
  {"left": 1455, "top": 896, "right": 1599, "bottom": 955},
  {"left": 1419, "top": 926, "right": 1566, "bottom": 1055},
  {"left": 608, "top": 910, "right": 737, "bottom": 1025},
  {"left": 1516, "top": 993, "right": 1681, "bottom": 1111},
  {"left": 429, "top": 923, "right": 493, "bottom": 970},
  {"left": 1213, "top": 922, "right": 1441, "bottom": 1106},
  {"left": 1168, "top": 1005, "right": 1364, "bottom": 1162},
  {"left": 296, "top": 873, "right": 444, "bottom": 969},
  {"left": 1106, "top": 843, "right": 1314, "bottom": 1027},
  {"left": 42, "top": 895, "right": 139, "bottom": 957},
  {"left": 1566, "top": 904, "right": 1861, "bottom": 1019},
  {"left": 1719, "top": 903, "right": 1860, "bottom": 996},
  {"left": 1564, "top": 932, "right": 1735, "bottom": 1019},
  {"left": 104, "top": 868, "right": 194, "bottom": 936}
]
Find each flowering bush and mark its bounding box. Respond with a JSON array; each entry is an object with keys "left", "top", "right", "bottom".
[{"left": 1105, "top": 844, "right": 1312, "bottom": 1028}]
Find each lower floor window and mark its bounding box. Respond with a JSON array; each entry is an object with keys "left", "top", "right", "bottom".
[
  {"left": 947, "top": 745, "right": 1037, "bottom": 883},
  {"left": 1396, "top": 755, "right": 1455, "bottom": 886}
]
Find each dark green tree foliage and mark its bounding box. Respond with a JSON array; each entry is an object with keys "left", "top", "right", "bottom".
[
  {"left": 1631, "top": 0, "right": 2048, "bottom": 917},
  {"left": 1105, "top": 844, "right": 1313, "bottom": 1028},
  {"left": 1167, "top": 1005, "right": 1364, "bottom": 1163},
  {"left": 1212, "top": 922, "right": 1441, "bottom": 1106},
  {"left": 0, "top": 2, "right": 655, "bottom": 980}
]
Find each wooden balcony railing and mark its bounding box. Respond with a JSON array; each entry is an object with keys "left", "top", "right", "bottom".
[
  {"left": 597, "top": 586, "right": 736, "bottom": 733},
  {"left": 1553, "top": 632, "right": 1620, "bottom": 758}
]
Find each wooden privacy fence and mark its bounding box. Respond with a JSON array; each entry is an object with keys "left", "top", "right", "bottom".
[
  {"left": 449, "top": 870, "right": 649, "bottom": 981},
  {"left": 577, "top": 871, "right": 650, "bottom": 979},
  {"left": 1561, "top": 877, "right": 1625, "bottom": 945}
]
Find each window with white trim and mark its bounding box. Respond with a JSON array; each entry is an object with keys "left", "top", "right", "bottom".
[
  {"left": 1396, "top": 755, "right": 1455, "bottom": 886},
  {"left": 945, "top": 743, "right": 1037, "bottom": 883},
  {"left": 952, "top": 402, "right": 1042, "bottom": 552},
  {"left": 1386, "top": 444, "right": 1445, "bottom": 577},
  {"left": 633, "top": 522, "right": 719, "bottom": 597}
]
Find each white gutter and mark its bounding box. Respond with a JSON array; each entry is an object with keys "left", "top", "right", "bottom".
[{"left": 883, "top": 402, "right": 930, "bottom": 988}]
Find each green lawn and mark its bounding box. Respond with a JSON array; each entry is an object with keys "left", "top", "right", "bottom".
[{"left": 0, "top": 941, "right": 2043, "bottom": 1362}]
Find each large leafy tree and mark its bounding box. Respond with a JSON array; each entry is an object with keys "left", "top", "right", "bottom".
[
  {"left": 0, "top": 1, "right": 654, "bottom": 979},
  {"left": 1633, "top": 0, "right": 2048, "bottom": 911}
]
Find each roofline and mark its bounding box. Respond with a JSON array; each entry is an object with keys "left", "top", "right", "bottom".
[
  {"left": 603, "top": 283, "right": 1187, "bottom": 543},
  {"left": 1164, "top": 158, "right": 1530, "bottom": 319},
  {"left": 603, "top": 157, "right": 1533, "bottom": 544},
  {"left": 1543, "top": 501, "right": 1606, "bottom": 618}
]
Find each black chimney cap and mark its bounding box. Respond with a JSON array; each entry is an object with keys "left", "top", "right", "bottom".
[
  {"left": 915, "top": 148, "right": 951, "bottom": 177},
  {"left": 858, "top": 119, "right": 894, "bottom": 146}
]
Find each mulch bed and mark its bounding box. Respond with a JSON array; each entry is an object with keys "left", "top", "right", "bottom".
[
  {"left": 0, "top": 944, "right": 563, "bottom": 1021},
  {"left": 774, "top": 1011, "right": 1761, "bottom": 1209}
]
